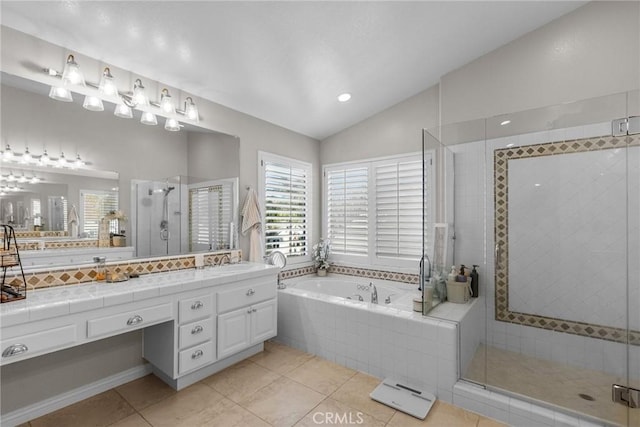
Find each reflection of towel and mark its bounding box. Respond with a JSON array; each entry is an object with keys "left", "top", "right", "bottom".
[
  {"left": 241, "top": 188, "right": 263, "bottom": 262},
  {"left": 68, "top": 204, "right": 79, "bottom": 238}
]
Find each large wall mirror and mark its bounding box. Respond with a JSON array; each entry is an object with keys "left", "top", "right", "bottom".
[{"left": 0, "top": 72, "right": 240, "bottom": 267}]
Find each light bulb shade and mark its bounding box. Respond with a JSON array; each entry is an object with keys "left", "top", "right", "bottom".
[
  {"left": 114, "top": 103, "right": 133, "bottom": 119},
  {"left": 40, "top": 150, "right": 50, "bottom": 165},
  {"left": 74, "top": 155, "right": 85, "bottom": 168},
  {"left": 30, "top": 176, "right": 39, "bottom": 184},
  {"left": 56, "top": 152, "right": 67, "bottom": 168},
  {"left": 21, "top": 149, "right": 32, "bottom": 164},
  {"left": 164, "top": 118, "right": 180, "bottom": 132},
  {"left": 61, "top": 54, "right": 85, "bottom": 86},
  {"left": 49, "top": 86, "right": 73, "bottom": 102},
  {"left": 160, "top": 88, "right": 175, "bottom": 114},
  {"left": 140, "top": 111, "right": 158, "bottom": 125},
  {"left": 132, "top": 79, "right": 149, "bottom": 107},
  {"left": 185, "top": 97, "right": 199, "bottom": 122},
  {"left": 98, "top": 67, "right": 118, "bottom": 97},
  {"left": 3, "top": 145, "right": 14, "bottom": 161},
  {"left": 83, "top": 95, "right": 104, "bottom": 112}
]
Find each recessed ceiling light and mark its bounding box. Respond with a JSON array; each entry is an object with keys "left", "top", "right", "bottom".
[
  {"left": 337, "top": 93, "right": 351, "bottom": 103},
  {"left": 500, "top": 120, "right": 511, "bottom": 126}
]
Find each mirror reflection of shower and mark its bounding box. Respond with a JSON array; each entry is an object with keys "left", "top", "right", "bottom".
[{"left": 135, "top": 177, "right": 183, "bottom": 257}]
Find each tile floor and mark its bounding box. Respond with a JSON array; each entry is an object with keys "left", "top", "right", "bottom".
[
  {"left": 22, "top": 341, "right": 505, "bottom": 427},
  {"left": 464, "top": 344, "right": 639, "bottom": 427}
]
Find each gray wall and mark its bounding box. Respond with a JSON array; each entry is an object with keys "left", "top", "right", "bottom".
[
  {"left": 321, "top": 85, "right": 439, "bottom": 164},
  {"left": 187, "top": 132, "right": 239, "bottom": 181},
  {"left": 440, "top": 1, "right": 640, "bottom": 125}
]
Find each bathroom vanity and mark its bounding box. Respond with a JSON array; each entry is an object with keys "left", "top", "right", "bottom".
[{"left": 0, "top": 262, "right": 279, "bottom": 391}]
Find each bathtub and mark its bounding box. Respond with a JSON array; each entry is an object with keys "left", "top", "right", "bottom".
[
  {"left": 283, "top": 275, "right": 420, "bottom": 311},
  {"left": 276, "top": 273, "right": 461, "bottom": 403}
]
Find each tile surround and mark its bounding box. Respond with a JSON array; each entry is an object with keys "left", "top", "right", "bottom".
[
  {"left": 494, "top": 134, "right": 640, "bottom": 346},
  {"left": 280, "top": 264, "right": 419, "bottom": 285},
  {"left": 3, "top": 252, "right": 239, "bottom": 291}
]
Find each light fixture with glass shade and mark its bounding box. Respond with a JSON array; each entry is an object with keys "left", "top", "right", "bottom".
[
  {"left": 83, "top": 95, "right": 104, "bottom": 112},
  {"left": 61, "top": 54, "right": 85, "bottom": 86},
  {"left": 49, "top": 86, "right": 73, "bottom": 102},
  {"left": 74, "top": 154, "right": 85, "bottom": 168},
  {"left": 131, "top": 79, "right": 149, "bottom": 107},
  {"left": 21, "top": 147, "right": 33, "bottom": 164},
  {"left": 140, "top": 111, "right": 158, "bottom": 126},
  {"left": 164, "top": 118, "right": 181, "bottom": 132},
  {"left": 55, "top": 152, "right": 67, "bottom": 168},
  {"left": 160, "top": 88, "right": 176, "bottom": 114},
  {"left": 98, "top": 67, "right": 118, "bottom": 97},
  {"left": 40, "top": 149, "right": 50, "bottom": 166},
  {"left": 184, "top": 97, "right": 199, "bottom": 122},
  {"left": 3, "top": 145, "right": 14, "bottom": 162},
  {"left": 114, "top": 102, "right": 133, "bottom": 119}
]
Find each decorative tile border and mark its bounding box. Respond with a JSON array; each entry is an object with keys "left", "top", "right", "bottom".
[
  {"left": 3, "top": 250, "right": 241, "bottom": 291},
  {"left": 16, "top": 239, "right": 99, "bottom": 251},
  {"left": 10, "top": 230, "right": 69, "bottom": 238},
  {"left": 280, "top": 264, "right": 419, "bottom": 285},
  {"left": 494, "top": 134, "right": 639, "bottom": 346}
]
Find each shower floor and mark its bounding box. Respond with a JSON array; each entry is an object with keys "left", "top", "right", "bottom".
[{"left": 465, "top": 344, "right": 639, "bottom": 426}]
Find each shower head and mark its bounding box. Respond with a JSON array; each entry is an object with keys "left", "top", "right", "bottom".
[{"left": 164, "top": 186, "right": 176, "bottom": 195}]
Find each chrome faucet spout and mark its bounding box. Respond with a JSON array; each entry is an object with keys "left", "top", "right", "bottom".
[{"left": 370, "top": 283, "right": 378, "bottom": 304}]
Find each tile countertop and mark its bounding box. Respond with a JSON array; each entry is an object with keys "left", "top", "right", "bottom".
[{"left": 1, "top": 262, "right": 279, "bottom": 327}]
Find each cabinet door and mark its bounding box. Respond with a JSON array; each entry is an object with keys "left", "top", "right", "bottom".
[
  {"left": 217, "top": 308, "right": 251, "bottom": 359},
  {"left": 251, "top": 299, "right": 277, "bottom": 344}
]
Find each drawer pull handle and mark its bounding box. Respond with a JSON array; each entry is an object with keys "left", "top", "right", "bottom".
[
  {"left": 191, "top": 301, "right": 204, "bottom": 310},
  {"left": 191, "top": 349, "right": 204, "bottom": 359},
  {"left": 191, "top": 325, "right": 204, "bottom": 335},
  {"left": 2, "top": 343, "right": 28, "bottom": 358},
  {"left": 246, "top": 289, "right": 255, "bottom": 296},
  {"left": 252, "top": 308, "right": 257, "bottom": 313},
  {"left": 127, "top": 315, "right": 143, "bottom": 326},
  {"left": 247, "top": 309, "right": 252, "bottom": 314}
]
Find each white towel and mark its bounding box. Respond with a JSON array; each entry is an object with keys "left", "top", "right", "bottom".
[
  {"left": 241, "top": 188, "right": 263, "bottom": 262},
  {"left": 68, "top": 204, "right": 79, "bottom": 238}
]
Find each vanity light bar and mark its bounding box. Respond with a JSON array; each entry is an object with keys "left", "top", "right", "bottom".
[
  {"left": 44, "top": 56, "right": 200, "bottom": 130},
  {"left": 0, "top": 144, "right": 88, "bottom": 170}
]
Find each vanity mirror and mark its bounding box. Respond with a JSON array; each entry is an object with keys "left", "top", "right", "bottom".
[{"left": 0, "top": 72, "right": 240, "bottom": 267}]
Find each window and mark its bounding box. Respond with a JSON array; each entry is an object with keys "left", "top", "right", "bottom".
[
  {"left": 189, "top": 180, "right": 235, "bottom": 251},
  {"left": 259, "top": 152, "right": 312, "bottom": 262},
  {"left": 323, "top": 152, "right": 431, "bottom": 269},
  {"left": 80, "top": 189, "right": 118, "bottom": 238}
]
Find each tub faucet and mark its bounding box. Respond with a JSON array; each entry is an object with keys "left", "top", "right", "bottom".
[{"left": 370, "top": 283, "right": 378, "bottom": 304}]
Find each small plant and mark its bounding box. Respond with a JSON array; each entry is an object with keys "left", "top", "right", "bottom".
[{"left": 312, "top": 238, "right": 331, "bottom": 270}]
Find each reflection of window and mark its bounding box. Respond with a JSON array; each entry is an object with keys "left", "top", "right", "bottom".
[
  {"left": 323, "top": 153, "right": 429, "bottom": 269},
  {"left": 259, "top": 152, "right": 312, "bottom": 262},
  {"left": 189, "top": 181, "right": 234, "bottom": 251},
  {"left": 80, "top": 190, "right": 118, "bottom": 238},
  {"left": 31, "top": 198, "right": 42, "bottom": 226}
]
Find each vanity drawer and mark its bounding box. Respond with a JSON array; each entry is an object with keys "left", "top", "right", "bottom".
[
  {"left": 1, "top": 325, "right": 77, "bottom": 362},
  {"left": 217, "top": 281, "right": 276, "bottom": 314},
  {"left": 87, "top": 303, "right": 173, "bottom": 338},
  {"left": 179, "top": 318, "right": 214, "bottom": 350},
  {"left": 178, "top": 341, "right": 214, "bottom": 374},
  {"left": 179, "top": 294, "right": 213, "bottom": 324}
]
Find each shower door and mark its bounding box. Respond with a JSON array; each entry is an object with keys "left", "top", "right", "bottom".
[{"left": 482, "top": 92, "right": 638, "bottom": 425}]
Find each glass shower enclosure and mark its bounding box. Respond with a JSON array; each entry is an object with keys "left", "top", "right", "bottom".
[{"left": 424, "top": 90, "right": 639, "bottom": 426}]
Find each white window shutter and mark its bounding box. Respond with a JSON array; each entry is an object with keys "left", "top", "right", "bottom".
[{"left": 326, "top": 167, "right": 368, "bottom": 255}]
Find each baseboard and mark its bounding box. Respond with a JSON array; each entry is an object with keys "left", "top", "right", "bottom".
[{"left": 1, "top": 363, "right": 152, "bottom": 427}]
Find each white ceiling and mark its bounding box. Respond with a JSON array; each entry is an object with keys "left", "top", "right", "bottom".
[{"left": 1, "top": 1, "right": 584, "bottom": 140}]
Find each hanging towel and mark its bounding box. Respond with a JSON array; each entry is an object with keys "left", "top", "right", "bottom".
[
  {"left": 241, "top": 188, "right": 263, "bottom": 262},
  {"left": 68, "top": 204, "right": 79, "bottom": 238}
]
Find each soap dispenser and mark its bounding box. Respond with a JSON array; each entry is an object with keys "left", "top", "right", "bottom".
[{"left": 470, "top": 265, "right": 479, "bottom": 297}]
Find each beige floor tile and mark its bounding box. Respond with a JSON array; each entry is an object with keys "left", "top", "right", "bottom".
[
  {"left": 294, "top": 398, "right": 386, "bottom": 427},
  {"left": 250, "top": 340, "right": 314, "bottom": 374},
  {"left": 477, "top": 416, "right": 509, "bottom": 427},
  {"left": 203, "top": 359, "right": 281, "bottom": 403},
  {"left": 285, "top": 356, "right": 357, "bottom": 395},
  {"left": 110, "top": 413, "right": 152, "bottom": 427},
  {"left": 329, "top": 372, "right": 396, "bottom": 423},
  {"left": 29, "top": 390, "right": 135, "bottom": 427},
  {"left": 386, "top": 400, "right": 483, "bottom": 427},
  {"left": 171, "top": 396, "right": 270, "bottom": 427},
  {"left": 240, "top": 376, "right": 325, "bottom": 427},
  {"left": 140, "top": 382, "right": 224, "bottom": 427},
  {"left": 115, "top": 374, "right": 176, "bottom": 411}
]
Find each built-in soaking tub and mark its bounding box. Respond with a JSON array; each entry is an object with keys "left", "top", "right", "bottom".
[{"left": 275, "top": 273, "right": 467, "bottom": 403}]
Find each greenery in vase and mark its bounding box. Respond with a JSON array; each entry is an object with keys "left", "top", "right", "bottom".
[{"left": 313, "top": 238, "right": 331, "bottom": 270}]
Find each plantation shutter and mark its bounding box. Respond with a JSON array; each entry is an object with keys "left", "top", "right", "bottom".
[
  {"left": 189, "top": 183, "right": 233, "bottom": 251},
  {"left": 374, "top": 158, "right": 423, "bottom": 259},
  {"left": 326, "top": 167, "right": 368, "bottom": 255},
  {"left": 80, "top": 190, "right": 118, "bottom": 238},
  {"left": 263, "top": 158, "right": 310, "bottom": 258}
]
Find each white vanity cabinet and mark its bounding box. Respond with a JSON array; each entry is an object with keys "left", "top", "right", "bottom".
[{"left": 216, "top": 279, "right": 277, "bottom": 359}]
